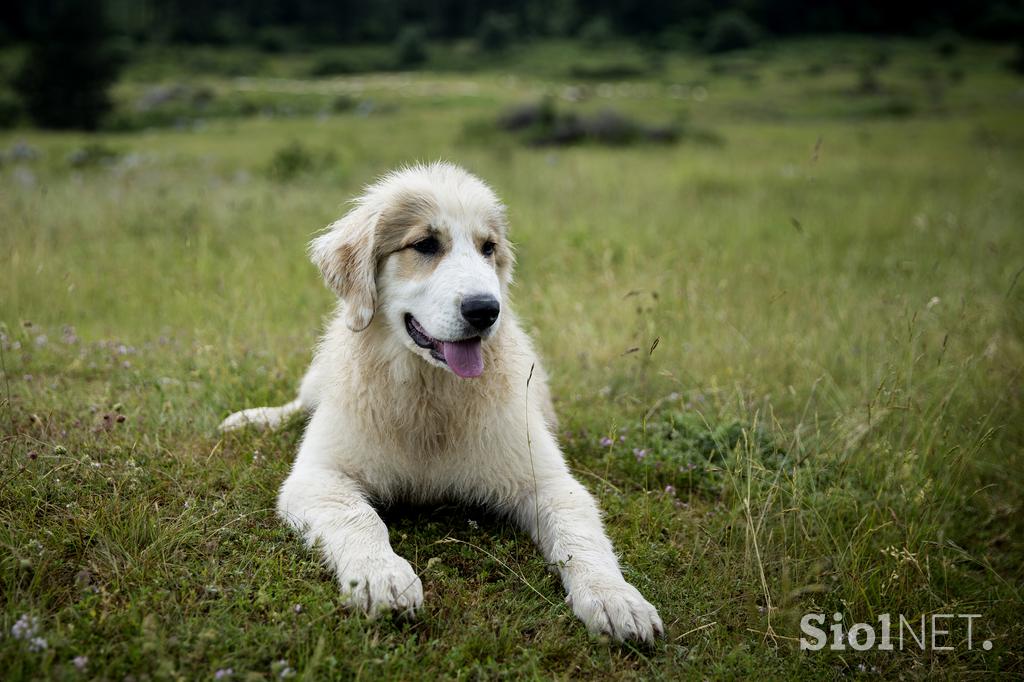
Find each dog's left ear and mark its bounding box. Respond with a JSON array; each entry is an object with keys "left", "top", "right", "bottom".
[{"left": 309, "top": 204, "right": 378, "bottom": 332}]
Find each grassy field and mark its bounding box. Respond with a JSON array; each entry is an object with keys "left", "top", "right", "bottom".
[{"left": 2, "top": 37, "right": 1023, "bottom": 679}]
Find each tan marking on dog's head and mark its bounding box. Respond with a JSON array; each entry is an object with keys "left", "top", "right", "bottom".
[
  {"left": 392, "top": 235, "right": 445, "bottom": 282},
  {"left": 471, "top": 224, "right": 513, "bottom": 279},
  {"left": 379, "top": 192, "right": 448, "bottom": 282},
  {"left": 377, "top": 190, "right": 440, "bottom": 252}
]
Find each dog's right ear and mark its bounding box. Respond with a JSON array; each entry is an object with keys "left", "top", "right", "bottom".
[{"left": 309, "top": 204, "right": 378, "bottom": 332}]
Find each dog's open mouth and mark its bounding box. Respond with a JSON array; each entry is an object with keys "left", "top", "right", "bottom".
[{"left": 405, "top": 314, "right": 484, "bottom": 378}]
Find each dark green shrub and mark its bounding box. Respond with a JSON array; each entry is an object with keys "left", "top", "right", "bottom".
[
  {"left": 254, "top": 27, "right": 299, "bottom": 53},
  {"left": 805, "top": 62, "right": 827, "bottom": 77},
  {"left": 569, "top": 57, "right": 651, "bottom": 79},
  {"left": 477, "top": 13, "right": 516, "bottom": 52},
  {"left": 267, "top": 141, "right": 336, "bottom": 182},
  {"left": 309, "top": 51, "right": 395, "bottom": 76},
  {"left": 331, "top": 95, "right": 358, "bottom": 113},
  {"left": 578, "top": 17, "right": 613, "bottom": 47},
  {"left": 13, "top": 0, "right": 123, "bottom": 130},
  {"left": 655, "top": 26, "right": 694, "bottom": 52},
  {"left": 933, "top": 31, "right": 961, "bottom": 59},
  {"left": 394, "top": 26, "right": 428, "bottom": 68},
  {"left": 565, "top": 52, "right": 651, "bottom": 78},
  {"left": 495, "top": 100, "right": 683, "bottom": 148},
  {"left": 855, "top": 65, "right": 883, "bottom": 94},
  {"left": 1009, "top": 41, "right": 1024, "bottom": 76},
  {"left": 309, "top": 56, "right": 362, "bottom": 76},
  {"left": 67, "top": 143, "right": 120, "bottom": 168},
  {"left": 0, "top": 92, "right": 23, "bottom": 129},
  {"left": 871, "top": 48, "right": 892, "bottom": 68},
  {"left": 497, "top": 99, "right": 556, "bottom": 132},
  {"left": 860, "top": 97, "right": 916, "bottom": 118},
  {"left": 268, "top": 142, "right": 315, "bottom": 181},
  {"left": 703, "top": 11, "right": 761, "bottom": 54}
]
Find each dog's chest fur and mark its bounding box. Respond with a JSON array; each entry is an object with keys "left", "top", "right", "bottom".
[
  {"left": 348, "top": 325, "right": 517, "bottom": 456},
  {"left": 306, "top": 312, "right": 538, "bottom": 503}
]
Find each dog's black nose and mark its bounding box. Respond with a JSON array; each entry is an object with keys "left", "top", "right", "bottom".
[{"left": 461, "top": 295, "right": 500, "bottom": 331}]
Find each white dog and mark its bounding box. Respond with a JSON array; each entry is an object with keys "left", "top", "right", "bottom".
[{"left": 220, "top": 162, "right": 663, "bottom": 643}]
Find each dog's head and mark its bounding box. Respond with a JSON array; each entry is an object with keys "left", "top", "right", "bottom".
[{"left": 310, "top": 162, "right": 514, "bottom": 378}]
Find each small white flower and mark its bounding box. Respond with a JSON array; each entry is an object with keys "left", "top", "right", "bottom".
[
  {"left": 11, "top": 614, "right": 39, "bottom": 640},
  {"left": 72, "top": 656, "right": 88, "bottom": 671},
  {"left": 274, "top": 661, "right": 296, "bottom": 679}
]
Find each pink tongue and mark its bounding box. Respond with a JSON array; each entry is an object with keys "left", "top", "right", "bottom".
[{"left": 442, "top": 339, "right": 484, "bottom": 378}]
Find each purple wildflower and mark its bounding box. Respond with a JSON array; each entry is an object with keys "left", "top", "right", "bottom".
[
  {"left": 11, "top": 614, "right": 39, "bottom": 640},
  {"left": 72, "top": 656, "right": 88, "bottom": 672},
  {"left": 599, "top": 436, "right": 613, "bottom": 447},
  {"left": 632, "top": 448, "right": 647, "bottom": 461},
  {"left": 214, "top": 668, "right": 234, "bottom": 680},
  {"left": 664, "top": 485, "right": 676, "bottom": 496}
]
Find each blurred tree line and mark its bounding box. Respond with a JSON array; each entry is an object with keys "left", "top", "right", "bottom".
[
  {"left": 2, "top": 0, "right": 1023, "bottom": 46},
  {"left": 3, "top": 0, "right": 1023, "bottom": 130}
]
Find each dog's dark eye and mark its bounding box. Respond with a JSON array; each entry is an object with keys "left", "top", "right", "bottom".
[
  {"left": 481, "top": 241, "right": 496, "bottom": 257},
  {"left": 411, "top": 237, "right": 440, "bottom": 255}
]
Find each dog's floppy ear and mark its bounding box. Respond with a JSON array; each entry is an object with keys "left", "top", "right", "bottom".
[{"left": 309, "top": 204, "right": 378, "bottom": 332}]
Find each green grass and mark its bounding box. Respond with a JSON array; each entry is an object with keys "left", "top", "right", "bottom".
[{"left": 2, "top": 38, "right": 1023, "bottom": 679}]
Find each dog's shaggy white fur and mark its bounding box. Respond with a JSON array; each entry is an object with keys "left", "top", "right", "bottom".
[{"left": 221, "top": 162, "right": 663, "bottom": 643}]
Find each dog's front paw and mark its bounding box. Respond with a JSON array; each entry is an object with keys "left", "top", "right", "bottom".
[
  {"left": 567, "top": 578, "right": 664, "bottom": 643},
  {"left": 337, "top": 553, "right": 423, "bottom": 618}
]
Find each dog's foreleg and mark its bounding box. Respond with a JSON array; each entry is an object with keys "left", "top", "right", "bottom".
[
  {"left": 513, "top": 437, "right": 663, "bottom": 642},
  {"left": 277, "top": 420, "right": 423, "bottom": 616}
]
